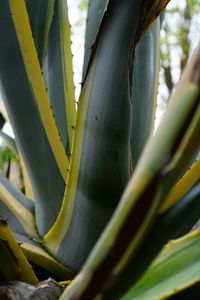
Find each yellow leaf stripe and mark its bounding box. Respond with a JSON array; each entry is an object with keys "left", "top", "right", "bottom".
[
  {"left": 19, "top": 153, "right": 34, "bottom": 200},
  {"left": 59, "top": 0, "right": 76, "bottom": 149},
  {"left": 43, "top": 62, "right": 95, "bottom": 252},
  {"left": 160, "top": 157, "right": 200, "bottom": 213},
  {"left": 41, "top": 0, "right": 56, "bottom": 66},
  {"left": 19, "top": 241, "right": 74, "bottom": 280},
  {"left": 8, "top": 0, "right": 69, "bottom": 181},
  {"left": 0, "top": 219, "right": 38, "bottom": 284},
  {"left": 0, "top": 181, "right": 38, "bottom": 238}
]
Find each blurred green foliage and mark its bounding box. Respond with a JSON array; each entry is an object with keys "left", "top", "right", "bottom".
[
  {"left": 78, "top": 0, "right": 88, "bottom": 11},
  {"left": 0, "top": 144, "right": 16, "bottom": 171}
]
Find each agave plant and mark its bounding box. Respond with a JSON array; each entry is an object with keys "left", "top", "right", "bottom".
[{"left": 0, "top": 0, "right": 200, "bottom": 299}]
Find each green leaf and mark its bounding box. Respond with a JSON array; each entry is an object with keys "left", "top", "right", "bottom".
[
  {"left": 8, "top": 0, "right": 69, "bottom": 181},
  {"left": 83, "top": 2, "right": 160, "bottom": 170},
  {"left": 121, "top": 229, "right": 200, "bottom": 300},
  {"left": 0, "top": 0, "right": 66, "bottom": 235},
  {"left": 82, "top": 0, "right": 107, "bottom": 80},
  {"left": 61, "top": 42, "right": 200, "bottom": 299},
  {"left": 44, "top": 0, "right": 164, "bottom": 273},
  {"left": 14, "top": 233, "right": 74, "bottom": 280},
  {"left": 19, "top": 155, "right": 34, "bottom": 200},
  {"left": 0, "top": 239, "right": 21, "bottom": 281},
  {"left": 43, "top": 0, "right": 76, "bottom": 155},
  {"left": 0, "top": 173, "right": 38, "bottom": 238},
  {"left": 82, "top": 0, "right": 160, "bottom": 172},
  {"left": 25, "top": 0, "right": 55, "bottom": 66},
  {"left": 0, "top": 218, "right": 38, "bottom": 284},
  {"left": 106, "top": 180, "right": 200, "bottom": 299},
  {"left": 131, "top": 19, "right": 160, "bottom": 168},
  {"left": 160, "top": 157, "right": 200, "bottom": 212}
]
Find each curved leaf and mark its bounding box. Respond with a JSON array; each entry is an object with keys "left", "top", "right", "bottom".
[
  {"left": 83, "top": 1, "right": 160, "bottom": 171},
  {"left": 160, "top": 157, "right": 200, "bottom": 212},
  {"left": 8, "top": 0, "right": 69, "bottom": 181},
  {"left": 0, "top": 0, "right": 66, "bottom": 235},
  {"left": 131, "top": 19, "right": 160, "bottom": 168},
  {"left": 121, "top": 229, "right": 200, "bottom": 300},
  {"left": 82, "top": 0, "right": 107, "bottom": 80},
  {"left": 19, "top": 154, "right": 34, "bottom": 200},
  {"left": 0, "top": 173, "right": 37, "bottom": 238},
  {"left": 61, "top": 43, "right": 200, "bottom": 299},
  {"left": 44, "top": 0, "right": 163, "bottom": 272},
  {"left": 43, "top": 0, "right": 76, "bottom": 155},
  {"left": 0, "top": 239, "right": 21, "bottom": 281},
  {"left": 0, "top": 218, "right": 38, "bottom": 284},
  {"left": 14, "top": 233, "right": 74, "bottom": 280},
  {"left": 25, "top": 0, "right": 55, "bottom": 66},
  {"left": 106, "top": 180, "right": 200, "bottom": 299}
]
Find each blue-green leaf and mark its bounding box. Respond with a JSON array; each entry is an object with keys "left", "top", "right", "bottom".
[
  {"left": 60, "top": 42, "right": 200, "bottom": 299},
  {"left": 0, "top": 0, "right": 66, "bottom": 235},
  {"left": 131, "top": 19, "right": 160, "bottom": 168},
  {"left": 25, "top": 0, "right": 55, "bottom": 66},
  {"left": 43, "top": 0, "right": 76, "bottom": 154},
  {"left": 82, "top": 0, "right": 107, "bottom": 80},
  {"left": 0, "top": 173, "right": 37, "bottom": 238}
]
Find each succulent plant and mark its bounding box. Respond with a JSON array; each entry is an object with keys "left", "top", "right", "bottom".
[{"left": 0, "top": 0, "right": 199, "bottom": 299}]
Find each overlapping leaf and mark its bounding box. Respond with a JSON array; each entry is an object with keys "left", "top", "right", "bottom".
[
  {"left": 121, "top": 229, "right": 200, "bottom": 300},
  {"left": 44, "top": 0, "right": 167, "bottom": 273},
  {"left": 131, "top": 19, "right": 160, "bottom": 168},
  {"left": 43, "top": 0, "right": 76, "bottom": 155},
  {"left": 0, "top": 218, "right": 38, "bottom": 284},
  {"left": 106, "top": 180, "right": 200, "bottom": 299},
  {"left": 25, "top": 0, "right": 55, "bottom": 66},
  {"left": 0, "top": 173, "right": 37, "bottom": 238},
  {"left": 0, "top": 0, "right": 68, "bottom": 235},
  {"left": 61, "top": 42, "right": 200, "bottom": 299}
]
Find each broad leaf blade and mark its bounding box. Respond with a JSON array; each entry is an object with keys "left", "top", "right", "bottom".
[
  {"left": 0, "top": 239, "right": 21, "bottom": 281},
  {"left": 8, "top": 0, "right": 69, "bottom": 181},
  {"left": 25, "top": 0, "right": 55, "bottom": 66},
  {"left": 44, "top": 0, "right": 160, "bottom": 272},
  {"left": 14, "top": 233, "right": 74, "bottom": 280},
  {"left": 83, "top": 1, "right": 160, "bottom": 171},
  {"left": 19, "top": 154, "right": 34, "bottom": 200},
  {"left": 82, "top": 0, "right": 107, "bottom": 80},
  {"left": 160, "top": 157, "right": 200, "bottom": 212},
  {"left": 43, "top": 0, "right": 76, "bottom": 154},
  {"left": 131, "top": 19, "right": 160, "bottom": 168},
  {"left": 61, "top": 43, "right": 200, "bottom": 299},
  {"left": 0, "top": 0, "right": 66, "bottom": 235},
  {"left": 121, "top": 229, "right": 200, "bottom": 300},
  {"left": 0, "top": 218, "right": 38, "bottom": 284},
  {"left": 0, "top": 173, "right": 37, "bottom": 238},
  {"left": 106, "top": 180, "right": 200, "bottom": 299}
]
